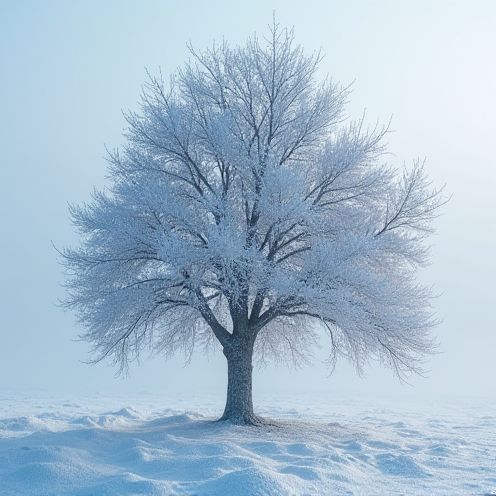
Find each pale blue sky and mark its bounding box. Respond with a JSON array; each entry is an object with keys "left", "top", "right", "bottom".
[{"left": 1, "top": 0, "right": 495, "bottom": 400}]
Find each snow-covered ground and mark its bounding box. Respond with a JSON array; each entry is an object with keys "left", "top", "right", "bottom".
[{"left": 0, "top": 392, "right": 495, "bottom": 495}]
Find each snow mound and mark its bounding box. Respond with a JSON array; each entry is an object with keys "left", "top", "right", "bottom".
[{"left": 0, "top": 394, "right": 495, "bottom": 495}]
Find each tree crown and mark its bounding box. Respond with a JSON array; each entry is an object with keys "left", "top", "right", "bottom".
[{"left": 62, "top": 23, "right": 445, "bottom": 377}]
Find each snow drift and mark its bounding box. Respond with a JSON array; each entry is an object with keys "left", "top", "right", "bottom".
[{"left": 0, "top": 393, "right": 495, "bottom": 495}]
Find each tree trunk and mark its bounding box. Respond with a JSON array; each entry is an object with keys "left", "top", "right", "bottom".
[{"left": 220, "top": 334, "right": 262, "bottom": 425}]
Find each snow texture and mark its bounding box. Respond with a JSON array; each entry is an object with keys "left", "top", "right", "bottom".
[{"left": 0, "top": 392, "right": 494, "bottom": 495}]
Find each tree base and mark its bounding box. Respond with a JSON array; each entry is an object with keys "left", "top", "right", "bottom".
[{"left": 217, "top": 412, "right": 266, "bottom": 426}]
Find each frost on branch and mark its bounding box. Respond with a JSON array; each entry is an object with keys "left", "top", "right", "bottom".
[{"left": 61, "top": 23, "right": 445, "bottom": 380}]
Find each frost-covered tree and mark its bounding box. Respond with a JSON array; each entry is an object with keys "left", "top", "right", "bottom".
[{"left": 62, "top": 23, "right": 445, "bottom": 424}]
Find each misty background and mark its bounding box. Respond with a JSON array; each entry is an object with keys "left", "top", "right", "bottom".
[{"left": 1, "top": 0, "right": 494, "bottom": 402}]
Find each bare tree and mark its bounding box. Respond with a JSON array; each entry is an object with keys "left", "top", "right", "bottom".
[{"left": 61, "top": 23, "right": 445, "bottom": 425}]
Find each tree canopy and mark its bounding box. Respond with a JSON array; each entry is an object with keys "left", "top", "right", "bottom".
[{"left": 62, "top": 23, "right": 445, "bottom": 422}]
